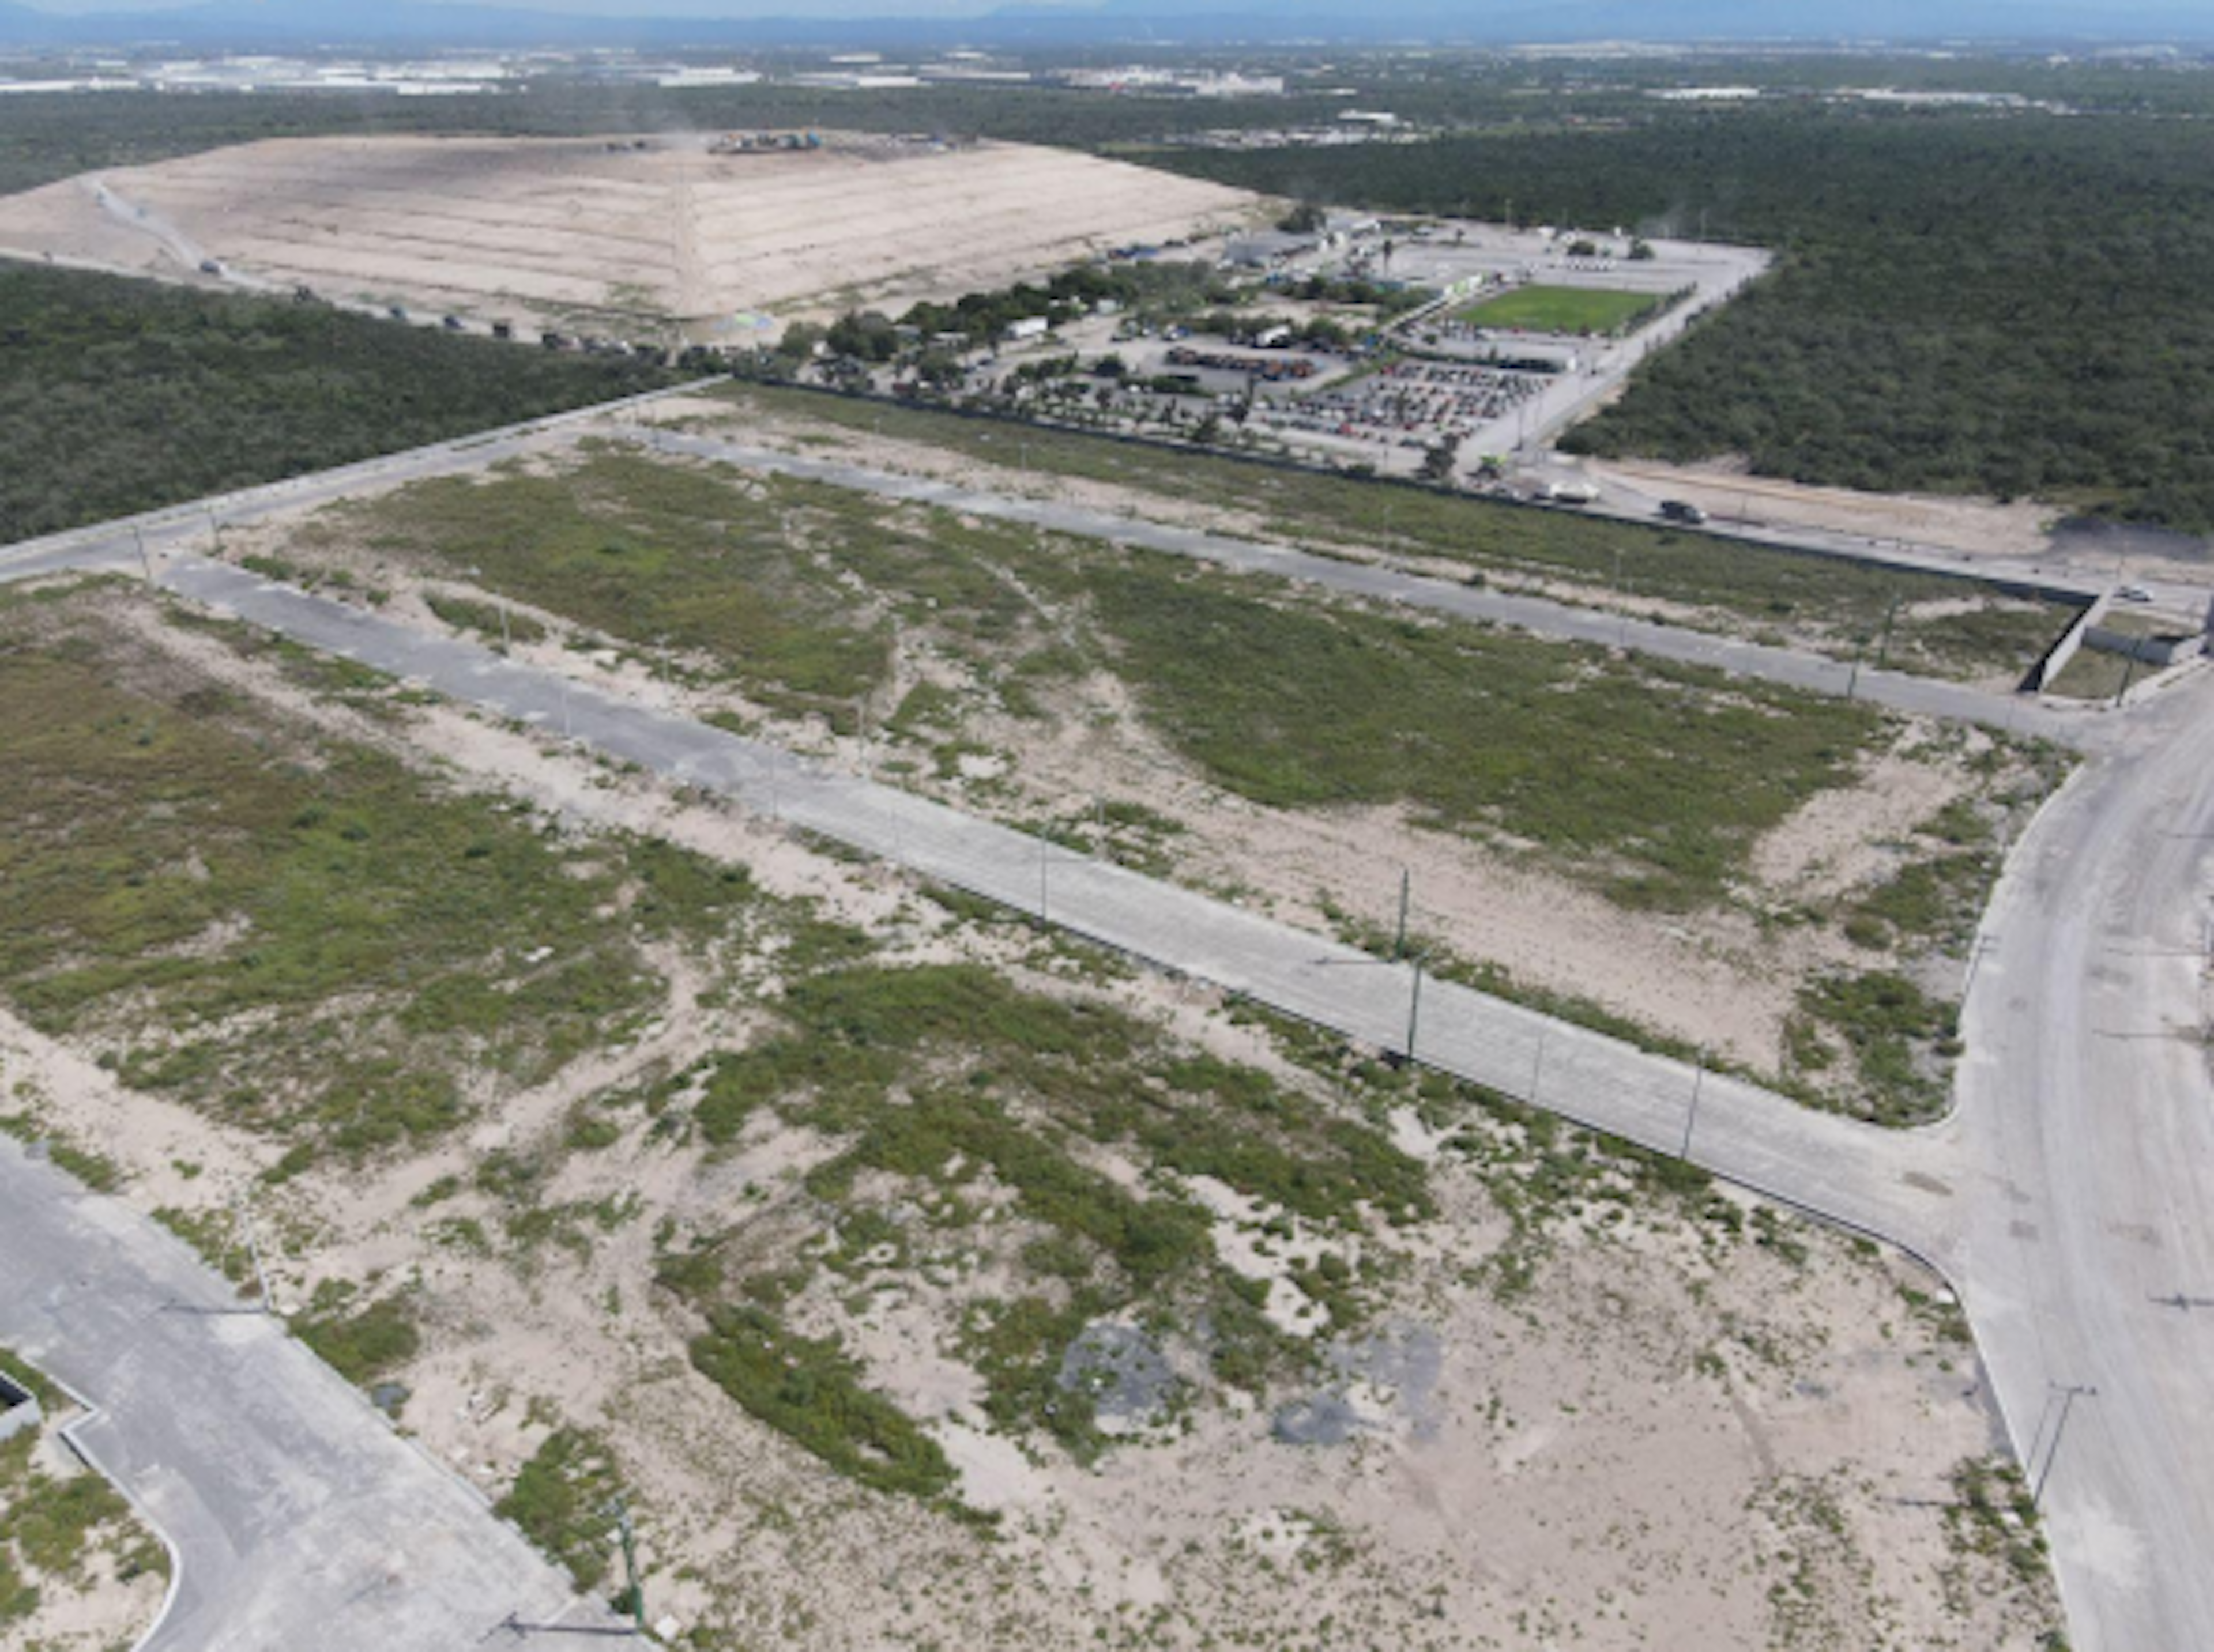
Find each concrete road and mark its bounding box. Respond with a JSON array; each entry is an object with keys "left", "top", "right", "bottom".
[
  {"left": 0, "top": 376, "right": 724, "bottom": 568},
  {"left": 168, "top": 552, "right": 2214, "bottom": 1646},
  {"left": 159, "top": 556, "right": 1962, "bottom": 1262},
  {"left": 628, "top": 427, "right": 2103, "bottom": 748},
  {"left": 0, "top": 1137, "right": 612, "bottom": 1650},
  {"left": 1952, "top": 663, "right": 2214, "bottom": 1651}
]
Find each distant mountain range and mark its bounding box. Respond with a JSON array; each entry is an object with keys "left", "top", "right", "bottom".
[{"left": 2, "top": 0, "right": 2209, "bottom": 50}]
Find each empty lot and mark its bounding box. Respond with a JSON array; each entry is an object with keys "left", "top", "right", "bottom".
[{"left": 0, "top": 133, "right": 1264, "bottom": 338}]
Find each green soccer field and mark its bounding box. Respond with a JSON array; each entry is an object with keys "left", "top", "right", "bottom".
[{"left": 1457, "top": 284, "right": 1662, "bottom": 334}]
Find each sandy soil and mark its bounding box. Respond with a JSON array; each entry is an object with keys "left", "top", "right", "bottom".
[
  {"left": 1584, "top": 455, "right": 2070, "bottom": 569},
  {"left": 0, "top": 133, "right": 1264, "bottom": 338},
  {"left": 0, "top": 1422, "right": 168, "bottom": 1652},
  {"left": 204, "top": 421, "right": 2042, "bottom": 1080},
  {"left": 0, "top": 590, "right": 2061, "bottom": 1650}
]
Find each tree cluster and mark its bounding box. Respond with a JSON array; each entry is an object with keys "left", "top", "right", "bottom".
[
  {"left": 1163, "top": 107, "right": 2214, "bottom": 533},
  {"left": 0, "top": 260, "right": 672, "bottom": 543}
]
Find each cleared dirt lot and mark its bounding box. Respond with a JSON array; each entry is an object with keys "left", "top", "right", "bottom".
[
  {"left": 0, "top": 579, "right": 2059, "bottom": 1652},
  {"left": 0, "top": 133, "right": 1263, "bottom": 338}
]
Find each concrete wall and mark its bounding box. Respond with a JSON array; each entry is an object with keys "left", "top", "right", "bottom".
[
  {"left": 2084, "top": 626, "right": 2205, "bottom": 669},
  {"left": 2024, "top": 591, "right": 2113, "bottom": 693}
]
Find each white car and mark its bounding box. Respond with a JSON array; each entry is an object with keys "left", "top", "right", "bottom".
[{"left": 2117, "top": 584, "right": 2153, "bottom": 603}]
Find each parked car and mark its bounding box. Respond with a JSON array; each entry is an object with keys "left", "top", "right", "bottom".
[{"left": 2118, "top": 584, "right": 2153, "bottom": 603}]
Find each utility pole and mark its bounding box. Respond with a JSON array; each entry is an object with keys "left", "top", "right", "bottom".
[
  {"left": 2114, "top": 653, "right": 2139, "bottom": 710},
  {"left": 1530, "top": 1023, "right": 1548, "bottom": 1106},
  {"left": 1039, "top": 832, "right": 1050, "bottom": 921},
  {"left": 603, "top": 1498, "right": 647, "bottom": 1634},
  {"left": 1680, "top": 1047, "right": 1706, "bottom": 1160},
  {"left": 233, "top": 1191, "right": 273, "bottom": 1314},
  {"left": 2034, "top": 1383, "right": 2096, "bottom": 1510},
  {"left": 1405, "top": 954, "right": 1426, "bottom": 1066},
  {"left": 134, "top": 526, "right": 154, "bottom": 586},
  {"left": 1393, "top": 868, "right": 1411, "bottom": 961},
  {"left": 1876, "top": 592, "right": 1900, "bottom": 672}
]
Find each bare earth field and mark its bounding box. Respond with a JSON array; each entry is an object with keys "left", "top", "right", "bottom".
[
  {"left": 357, "top": 405, "right": 2050, "bottom": 1121},
  {"left": 0, "top": 133, "right": 1263, "bottom": 340},
  {"left": 0, "top": 579, "right": 2059, "bottom": 1651},
  {"left": 1582, "top": 457, "right": 2059, "bottom": 565}
]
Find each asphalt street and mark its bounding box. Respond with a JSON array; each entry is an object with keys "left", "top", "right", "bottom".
[
  {"left": 628, "top": 426, "right": 2103, "bottom": 748},
  {"left": 0, "top": 1136, "right": 611, "bottom": 1650}
]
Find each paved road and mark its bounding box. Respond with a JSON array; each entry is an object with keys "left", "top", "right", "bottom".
[
  {"left": 7, "top": 410, "right": 2202, "bottom": 1646},
  {"left": 1952, "top": 664, "right": 2214, "bottom": 1651},
  {"left": 1556, "top": 458, "right": 2110, "bottom": 607},
  {"left": 629, "top": 427, "right": 2104, "bottom": 748},
  {"left": 0, "top": 1136, "right": 610, "bottom": 1650},
  {"left": 170, "top": 551, "right": 2214, "bottom": 1647},
  {"left": 161, "top": 556, "right": 1961, "bottom": 1262},
  {"left": 0, "top": 376, "right": 725, "bottom": 571}
]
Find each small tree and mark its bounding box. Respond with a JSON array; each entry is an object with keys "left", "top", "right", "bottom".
[{"left": 1419, "top": 433, "right": 1463, "bottom": 484}]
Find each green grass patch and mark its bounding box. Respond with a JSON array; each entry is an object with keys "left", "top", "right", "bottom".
[
  {"left": 424, "top": 591, "right": 548, "bottom": 646},
  {"left": 688, "top": 1303, "right": 958, "bottom": 1501},
  {"left": 1456, "top": 284, "right": 1664, "bottom": 335},
  {"left": 1089, "top": 559, "right": 1880, "bottom": 911},
  {"left": 716, "top": 384, "right": 2072, "bottom": 685},
  {"left": 0, "top": 1345, "right": 165, "bottom": 1630},
  {"left": 345, "top": 446, "right": 1923, "bottom": 913},
  {"left": 660, "top": 963, "right": 1423, "bottom": 1466},
  {"left": 0, "top": 594, "right": 787, "bottom": 1156},
  {"left": 495, "top": 1427, "right": 627, "bottom": 1592},
  {"left": 291, "top": 1280, "right": 420, "bottom": 1386},
  {"left": 1794, "top": 970, "right": 1957, "bottom": 1126}
]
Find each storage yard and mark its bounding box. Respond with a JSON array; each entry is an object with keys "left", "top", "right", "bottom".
[{"left": 0, "top": 132, "right": 1265, "bottom": 340}]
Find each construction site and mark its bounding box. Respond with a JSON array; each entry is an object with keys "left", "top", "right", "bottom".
[{"left": 0, "top": 131, "right": 1266, "bottom": 343}]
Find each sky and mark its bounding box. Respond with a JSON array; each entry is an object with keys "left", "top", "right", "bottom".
[{"left": 16, "top": 0, "right": 1040, "bottom": 11}]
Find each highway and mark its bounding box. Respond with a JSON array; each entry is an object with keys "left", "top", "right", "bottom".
[{"left": 0, "top": 1136, "right": 612, "bottom": 1650}]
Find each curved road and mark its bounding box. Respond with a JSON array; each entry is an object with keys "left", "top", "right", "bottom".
[
  {"left": 0, "top": 1137, "right": 611, "bottom": 1650},
  {"left": 3, "top": 405, "right": 2208, "bottom": 1646},
  {"left": 1953, "top": 664, "right": 2214, "bottom": 1650}
]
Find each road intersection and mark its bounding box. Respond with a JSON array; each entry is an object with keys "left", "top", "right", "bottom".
[{"left": 0, "top": 402, "right": 2207, "bottom": 1648}]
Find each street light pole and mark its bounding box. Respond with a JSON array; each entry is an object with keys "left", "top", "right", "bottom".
[
  {"left": 1405, "top": 954, "right": 1426, "bottom": 1066},
  {"left": 2034, "top": 1383, "right": 2097, "bottom": 1510},
  {"left": 1680, "top": 1047, "right": 1706, "bottom": 1160},
  {"left": 603, "top": 1498, "right": 647, "bottom": 1634}
]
